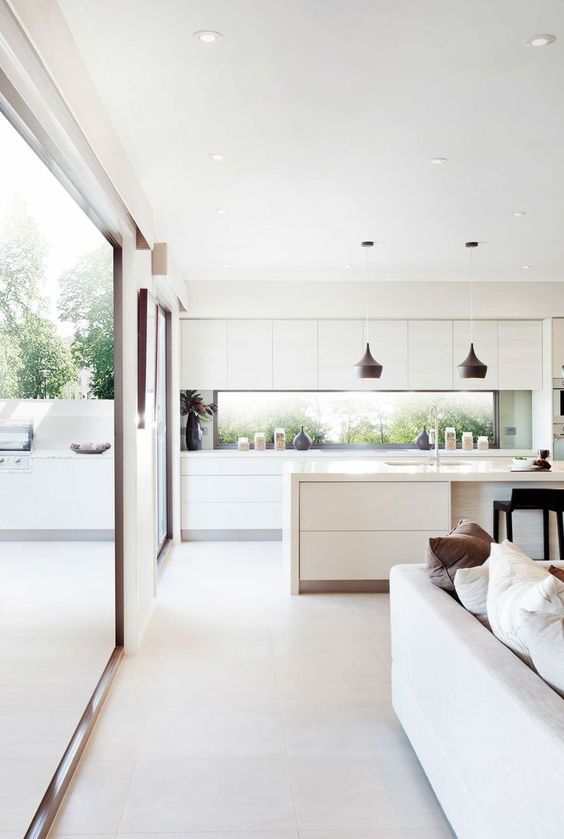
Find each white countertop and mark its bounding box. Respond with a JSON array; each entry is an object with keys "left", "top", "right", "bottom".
[
  {"left": 181, "top": 448, "right": 538, "bottom": 459},
  {"left": 285, "top": 458, "right": 564, "bottom": 482},
  {"left": 31, "top": 449, "right": 114, "bottom": 460}
]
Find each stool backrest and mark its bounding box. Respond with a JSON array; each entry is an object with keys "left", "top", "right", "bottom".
[{"left": 510, "top": 488, "right": 564, "bottom": 508}]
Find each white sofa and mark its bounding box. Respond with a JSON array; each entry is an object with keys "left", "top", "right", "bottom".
[{"left": 390, "top": 564, "right": 564, "bottom": 839}]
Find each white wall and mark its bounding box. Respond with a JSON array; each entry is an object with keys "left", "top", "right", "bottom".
[
  {"left": 1, "top": 0, "right": 187, "bottom": 652},
  {"left": 185, "top": 280, "right": 564, "bottom": 320},
  {"left": 0, "top": 399, "right": 113, "bottom": 449}
]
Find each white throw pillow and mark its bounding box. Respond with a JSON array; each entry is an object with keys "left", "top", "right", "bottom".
[
  {"left": 454, "top": 562, "right": 490, "bottom": 628},
  {"left": 487, "top": 541, "right": 564, "bottom": 664},
  {"left": 518, "top": 610, "right": 564, "bottom": 698}
]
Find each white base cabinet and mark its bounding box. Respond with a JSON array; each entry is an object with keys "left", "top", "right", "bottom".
[{"left": 292, "top": 480, "right": 450, "bottom": 592}]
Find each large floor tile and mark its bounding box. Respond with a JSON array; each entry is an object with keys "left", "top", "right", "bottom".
[
  {"left": 118, "top": 758, "right": 297, "bottom": 833},
  {"left": 0, "top": 758, "right": 57, "bottom": 833},
  {"left": 138, "top": 704, "right": 286, "bottom": 760},
  {"left": 50, "top": 760, "right": 135, "bottom": 835}
]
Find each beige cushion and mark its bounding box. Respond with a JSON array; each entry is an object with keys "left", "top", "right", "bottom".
[
  {"left": 454, "top": 562, "right": 490, "bottom": 627},
  {"left": 487, "top": 541, "right": 564, "bottom": 664},
  {"left": 518, "top": 610, "right": 564, "bottom": 698},
  {"left": 425, "top": 519, "right": 493, "bottom": 592}
]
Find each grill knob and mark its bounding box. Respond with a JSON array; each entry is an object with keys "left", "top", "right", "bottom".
[
  {"left": 14, "top": 457, "right": 21, "bottom": 464},
  {"left": 0, "top": 457, "right": 4, "bottom": 463}
]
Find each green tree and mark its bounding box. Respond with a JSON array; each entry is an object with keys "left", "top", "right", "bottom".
[
  {"left": 0, "top": 199, "right": 46, "bottom": 327},
  {"left": 58, "top": 245, "right": 114, "bottom": 399},
  {"left": 16, "top": 313, "right": 76, "bottom": 398},
  {"left": 0, "top": 328, "right": 22, "bottom": 397}
]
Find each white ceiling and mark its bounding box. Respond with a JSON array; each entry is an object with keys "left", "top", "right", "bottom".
[{"left": 58, "top": 0, "right": 564, "bottom": 282}]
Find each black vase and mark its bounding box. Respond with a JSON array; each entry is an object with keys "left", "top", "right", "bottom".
[
  {"left": 185, "top": 412, "right": 201, "bottom": 451},
  {"left": 293, "top": 425, "right": 312, "bottom": 451},
  {"left": 416, "top": 425, "right": 430, "bottom": 450}
]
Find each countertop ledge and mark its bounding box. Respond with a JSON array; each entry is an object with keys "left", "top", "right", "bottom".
[
  {"left": 31, "top": 449, "right": 114, "bottom": 459},
  {"left": 181, "top": 449, "right": 539, "bottom": 458},
  {"left": 285, "top": 459, "right": 564, "bottom": 482}
]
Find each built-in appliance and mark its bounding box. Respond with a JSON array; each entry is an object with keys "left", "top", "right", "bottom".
[
  {"left": 553, "top": 380, "right": 564, "bottom": 459},
  {"left": 0, "top": 422, "right": 33, "bottom": 473}
]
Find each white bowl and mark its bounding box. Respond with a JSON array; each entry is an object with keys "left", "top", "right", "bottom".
[{"left": 512, "top": 457, "right": 535, "bottom": 468}]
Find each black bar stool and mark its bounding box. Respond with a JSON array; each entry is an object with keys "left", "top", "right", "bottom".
[{"left": 493, "top": 488, "right": 564, "bottom": 561}]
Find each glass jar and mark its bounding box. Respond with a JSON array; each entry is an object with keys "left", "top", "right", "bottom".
[
  {"left": 445, "top": 427, "right": 456, "bottom": 450},
  {"left": 237, "top": 436, "right": 249, "bottom": 451},
  {"left": 254, "top": 432, "right": 266, "bottom": 451},
  {"left": 477, "top": 435, "right": 489, "bottom": 451},
  {"left": 462, "top": 432, "right": 473, "bottom": 451},
  {"left": 274, "top": 428, "right": 286, "bottom": 451}
]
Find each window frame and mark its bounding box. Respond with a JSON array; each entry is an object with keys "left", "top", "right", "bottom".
[{"left": 212, "top": 389, "right": 501, "bottom": 450}]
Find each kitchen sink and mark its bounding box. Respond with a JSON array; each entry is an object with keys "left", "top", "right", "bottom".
[
  {"left": 385, "top": 460, "right": 467, "bottom": 467},
  {"left": 385, "top": 461, "right": 430, "bottom": 467}
]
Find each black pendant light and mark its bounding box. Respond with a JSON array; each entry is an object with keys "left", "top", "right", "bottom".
[
  {"left": 355, "top": 241, "right": 383, "bottom": 379},
  {"left": 458, "top": 241, "right": 487, "bottom": 379}
]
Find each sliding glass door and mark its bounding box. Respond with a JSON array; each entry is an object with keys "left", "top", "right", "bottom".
[{"left": 155, "top": 305, "right": 168, "bottom": 552}]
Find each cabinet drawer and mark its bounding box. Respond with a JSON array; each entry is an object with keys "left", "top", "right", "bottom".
[
  {"left": 182, "top": 501, "right": 281, "bottom": 530},
  {"left": 181, "top": 456, "right": 285, "bottom": 476},
  {"left": 300, "top": 530, "right": 445, "bottom": 580},
  {"left": 181, "top": 474, "right": 281, "bottom": 503},
  {"left": 299, "top": 481, "right": 449, "bottom": 532}
]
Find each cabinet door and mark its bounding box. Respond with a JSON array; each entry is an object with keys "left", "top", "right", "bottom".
[
  {"left": 227, "top": 320, "right": 273, "bottom": 389},
  {"left": 318, "top": 320, "right": 364, "bottom": 389},
  {"left": 181, "top": 320, "right": 227, "bottom": 389},
  {"left": 363, "top": 321, "right": 408, "bottom": 390},
  {"left": 552, "top": 318, "right": 564, "bottom": 379},
  {"left": 273, "top": 320, "right": 318, "bottom": 389},
  {"left": 498, "top": 320, "right": 543, "bottom": 390},
  {"left": 452, "top": 321, "right": 498, "bottom": 390},
  {"left": 408, "top": 321, "right": 453, "bottom": 389}
]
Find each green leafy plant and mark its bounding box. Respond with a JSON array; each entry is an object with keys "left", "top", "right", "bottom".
[{"left": 180, "top": 390, "right": 217, "bottom": 422}]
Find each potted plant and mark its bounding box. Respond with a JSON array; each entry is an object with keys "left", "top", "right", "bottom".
[{"left": 180, "top": 390, "right": 217, "bottom": 451}]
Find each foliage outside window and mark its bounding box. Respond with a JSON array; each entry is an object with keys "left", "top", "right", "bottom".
[
  {"left": 216, "top": 391, "right": 497, "bottom": 448},
  {"left": 0, "top": 113, "right": 113, "bottom": 400}
]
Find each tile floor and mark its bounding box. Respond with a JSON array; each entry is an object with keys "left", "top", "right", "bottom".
[
  {"left": 49, "top": 541, "right": 455, "bottom": 839},
  {"left": 0, "top": 541, "right": 115, "bottom": 836}
]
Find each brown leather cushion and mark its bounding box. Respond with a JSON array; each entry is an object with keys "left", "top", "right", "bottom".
[
  {"left": 425, "top": 519, "right": 494, "bottom": 592},
  {"left": 549, "top": 565, "right": 564, "bottom": 584}
]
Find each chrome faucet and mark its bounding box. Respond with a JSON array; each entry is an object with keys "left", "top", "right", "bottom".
[{"left": 428, "top": 405, "right": 440, "bottom": 468}]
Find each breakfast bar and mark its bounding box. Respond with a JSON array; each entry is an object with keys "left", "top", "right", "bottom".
[{"left": 284, "top": 459, "right": 564, "bottom": 594}]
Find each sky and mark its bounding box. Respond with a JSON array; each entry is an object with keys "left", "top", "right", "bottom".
[{"left": 0, "top": 112, "right": 110, "bottom": 337}]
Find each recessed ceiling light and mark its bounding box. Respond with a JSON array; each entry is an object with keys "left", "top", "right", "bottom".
[
  {"left": 429, "top": 157, "right": 448, "bottom": 165},
  {"left": 522, "top": 264, "right": 531, "bottom": 270},
  {"left": 525, "top": 34, "right": 556, "bottom": 47},
  {"left": 512, "top": 210, "right": 527, "bottom": 217},
  {"left": 193, "top": 30, "right": 222, "bottom": 43},
  {"left": 345, "top": 264, "right": 353, "bottom": 270},
  {"left": 216, "top": 208, "right": 227, "bottom": 215},
  {"left": 223, "top": 263, "right": 231, "bottom": 269},
  {"left": 209, "top": 152, "right": 226, "bottom": 161}
]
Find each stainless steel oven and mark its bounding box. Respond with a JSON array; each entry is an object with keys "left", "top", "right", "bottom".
[{"left": 0, "top": 422, "right": 33, "bottom": 473}]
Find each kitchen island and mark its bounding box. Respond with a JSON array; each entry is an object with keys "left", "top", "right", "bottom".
[{"left": 284, "top": 459, "right": 564, "bottom": 594}]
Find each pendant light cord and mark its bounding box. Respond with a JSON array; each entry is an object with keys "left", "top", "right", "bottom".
[
  {"left": 470, "top": 245, "right": 473, "bottom": 344},
  {"left": 365, "top": 246, "right": 369, "bottom": 344}
]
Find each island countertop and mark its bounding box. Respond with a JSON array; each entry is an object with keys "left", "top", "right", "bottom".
[{"left": 285, "top": 458, "right": 564, "bottom": 482}]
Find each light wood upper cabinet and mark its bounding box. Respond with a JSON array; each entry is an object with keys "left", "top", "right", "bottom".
[
  {"left": 317, "top": 320, "right": 364, "bottom": 389},
  {"left": 552, "top": 318, "right": 564, "bottom": 379},
  {"left": 273, "top": 320, "right": 318, "bottom": 389},
  {"left": 498, "top": 320, "right": 543, "bottom": 390},
  {"left": 227, "top": 320, "right": 273, "bottom": 389},
  {"left": 452, "top": 321, "right": 498, "bottom": 390},
  {"left": 181, "top": 319, "right": 227, "bottom": 389},
  {"left": 362, "top": 320, "right": 408, "bottom": 390},
  {"left": 408, "top": 321, "right": 453, "bottom": 389}
]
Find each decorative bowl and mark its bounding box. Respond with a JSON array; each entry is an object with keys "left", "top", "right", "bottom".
[
  {"left": 70, "top": 442, "right": 111, "bottom": 455},
  {"left": 512, "top": 456, "right": 535, "bottom": 469}
]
